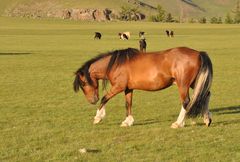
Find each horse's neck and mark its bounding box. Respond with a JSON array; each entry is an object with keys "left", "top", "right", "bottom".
[{"left": 89, "top": 57, "right": 110, "bottom": 80}]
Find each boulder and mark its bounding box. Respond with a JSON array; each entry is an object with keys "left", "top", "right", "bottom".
[{"left": 93, "top": 9, "right": 108, "bottom": 21}]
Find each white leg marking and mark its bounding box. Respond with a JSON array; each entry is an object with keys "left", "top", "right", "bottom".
[
  {"left": 171, "top": 106, "right": 186, "bottom": 128},
  {"left": 120, "top": 115, "right": 134, "bottom": 127},
  {"left": 93, "top": 106, "right": 106, "bottom": 124}
]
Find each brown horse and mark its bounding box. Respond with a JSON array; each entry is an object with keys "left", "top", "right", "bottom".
[{"left": 73, "top": 47, "right": 213, "bottom": 128}]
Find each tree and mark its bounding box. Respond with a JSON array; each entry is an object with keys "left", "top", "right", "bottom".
[
  {"left": 156, "top": 5, "right": 166, "bottom": 21},
  {"left": 217, "top": 17, "right": 222, "bottom": 24},
  {"left": 188, "top": 18, "right": 196, "bottom": 23},
  {"left": 165, "top": 13, "right": 175, "bottom": 22},
  {"left": 149, "top": 5, "right": 166, "bottom": 22},
  {"left": 232, "top": 0, "right": 240, "bottom": 23},
  {"left": 225, "top": 13, "right": 233, "bottom": 24},
  {"left": 119, "top": 6, "right": 142, "bottom": 21},
  {"left": 234, "top": 12, "right": 240, "bottom": 23},
  {"left": 210, "top": 17, "right": 218, "bottom": 24},
  {"left": 210, "top": 16, "right": 222, "bottom": 24},
  {"left": 199, "top": 17, "right": 207, "bottom": 23}
]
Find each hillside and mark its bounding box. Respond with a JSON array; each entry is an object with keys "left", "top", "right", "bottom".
[{"left": 0, "top": 0, "right": 237, "bottom": 21}]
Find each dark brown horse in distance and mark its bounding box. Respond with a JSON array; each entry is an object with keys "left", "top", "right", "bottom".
[
  {"left": 94, "top": 32, "right": 102, "bottom": 39},
  {"left": 74, "top": 47, "right": 213, "bottom": 128},
  {"left": 139, "top": 39, "right": 147, "bottom": 52}
]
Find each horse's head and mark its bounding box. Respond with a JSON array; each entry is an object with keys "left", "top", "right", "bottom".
[{"left": 74, "top": 70, "right": 99, "bottom": 105}]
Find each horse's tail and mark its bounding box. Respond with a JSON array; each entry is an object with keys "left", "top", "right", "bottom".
[
  {"left": 186, "top": 52, "right": 213, "bottom": 117},
  {"left": 73, "top": 71, "right": 81, "bottom": 92}
]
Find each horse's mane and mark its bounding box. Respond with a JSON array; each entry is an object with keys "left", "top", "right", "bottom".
[{"left": 75, "top": 48, "right": 140, "bottom": 89}]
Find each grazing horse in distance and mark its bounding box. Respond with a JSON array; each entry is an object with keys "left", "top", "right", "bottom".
[
  {"left": 94, "top": 32, "right": 102, "bottom": 39},
  {"left": 170, "top": 30, "right": 174, "bottom": 37},
  {"left": 139, "top": 31, "right": 145, "bottom": 38},
  {"left": 119, "top": 33, "right": 128, "bottom": 40},
  {"left": 119, "top": 32, "right": 130, "bottom": 40},
  {"left": 123, "top": 32, "right": 130, "bottom": 38},
  {"left": 139, "top": 39, "right": 147, "bottom": 52},
  {"left": 166, "top": 30, "right": 170, "bottom": 37},
  {"left": 73, "top": 47, "right": 213, "bottom": 128}
]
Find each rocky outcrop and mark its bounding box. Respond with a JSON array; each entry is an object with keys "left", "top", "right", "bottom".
[
  {"left": 71, "top": 9, "right": 94, "bottom": 20},
  {"left": 6, "top": 6, "right": 116, "bottom": 21},
  {"left": 4, "top": 1, "right": 145, "bottom": 21},
  {"left": 62, "top": 8, "right": 113, "bottom": 21}
]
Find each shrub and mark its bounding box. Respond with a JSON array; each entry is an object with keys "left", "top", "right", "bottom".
[
  {"left": 210, "top": 17, "right": 218, "bottom": 24},
  {"left": 119, "top": 6, "right": 144, "bottom": 21},
  {"left": 199, "top": 17, "right": 207, "bottom": 23},
  {"left": 165, "top": 13, "right": 175, "bottom": 22}
]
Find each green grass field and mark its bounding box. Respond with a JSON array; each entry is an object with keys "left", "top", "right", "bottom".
[{"left": 0, "top": 17, "right": 240, "bottom": 162}]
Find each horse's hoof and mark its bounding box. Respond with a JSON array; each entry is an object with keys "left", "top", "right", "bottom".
[
  {"left": 120, "top": 122, "right": 129, "bottom": 127},
  {"left": 171, "top": 122, "right": 184, "bottom": 129},
  {"left": 93, "top": 117, "right": 102, "bottom": 124},
  {"left": 120, "top": 122, "right": 133, "bottom": 127},
  {"left": 206, "top": 118, "right": 212, "bottom": 127},
  {"left": 204, "top": 117, "right": 212, "bottom": 127},
  {"left": 120, "top": 115, "right": 134, "bottom": 127}
]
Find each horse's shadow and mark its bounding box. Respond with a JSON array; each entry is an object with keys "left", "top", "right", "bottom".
[
  {"left": 212, "top": 118, "right": 240, "bottom": 126},
  {"left": 211, "top": 105, "right": 240, "bottom": 115},
  {"left": 108, "top": 118, "right": 166, "bottom": 126},
  {"left": 206, "top": 105, "right": 240, "bottom": 126},
  {"left": 107, "top": 106, "right": 240, "bottom": 127},
  {"left": 85, "top": 149, "right": 101, "bottom": 153},
  {"left": 134, "top": 106, "right": 240, "bottom": 126},
  {"left": 0, "top": 52, "right": 32, "bottom": 56},
  {"left": 134, "top": 118, "right": 165, "bottom": 126},
  {"left": 131, "top": 105, "right": 240, "bottom": 127}
]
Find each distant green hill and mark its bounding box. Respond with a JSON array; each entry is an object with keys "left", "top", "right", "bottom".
[{"left": 0, "top": 0, "right": 237, "bottom": 20}]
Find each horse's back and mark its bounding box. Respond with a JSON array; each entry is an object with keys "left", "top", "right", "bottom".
[
  {"left": 134, "top": 47, "right": 200, "bottom": 70},
  {"left": 126, "top": 47, "right": 201, "bottom": 90}
]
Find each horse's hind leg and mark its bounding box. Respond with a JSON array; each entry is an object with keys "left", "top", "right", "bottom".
[
  {"left": 171, "top": 85, "right": 190, "bottom": 129},
  {"left": 121, "top": 89, "right": 134, "bottom": 127},
  {"left": 203, "top": 91, "right": 212, "bottom": 127}
]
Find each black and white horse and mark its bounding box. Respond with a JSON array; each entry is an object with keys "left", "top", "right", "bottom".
[
  {"left": 119, "top": 32, "right": 130, "bottom": 40},
  {"left": 166, "top": 30, "right": 170, "bottom": 37},
  {"left": 170, "top": 30, "right": 174, "bottom": 37},
  {"left": 139, "top": 31, "right": 145, "bottom": 38},
  {"left": 139, "top": 39, "right": 147, "bottom": 52},
  {"left": 166, "top": 30, "right": 174, "bottom": 37}
]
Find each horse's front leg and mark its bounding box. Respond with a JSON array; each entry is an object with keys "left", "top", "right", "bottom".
[
  {"left": 93, "top": 86, "right": 123, "bottom": 124},
  {"left": 93, "top": 105, "right": 106, "bottom": 124},
  {"left": 120, "top": 89, "right": 134, "bottom": 127}
]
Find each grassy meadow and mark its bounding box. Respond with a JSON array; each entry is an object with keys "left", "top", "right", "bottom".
[{"left": 0, "top": 17, "right": 240, "bottom": 162}]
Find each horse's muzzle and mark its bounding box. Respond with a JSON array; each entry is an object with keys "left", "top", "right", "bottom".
[{"left": 89, "top": 95, "right": 99, "bottom": 105}]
